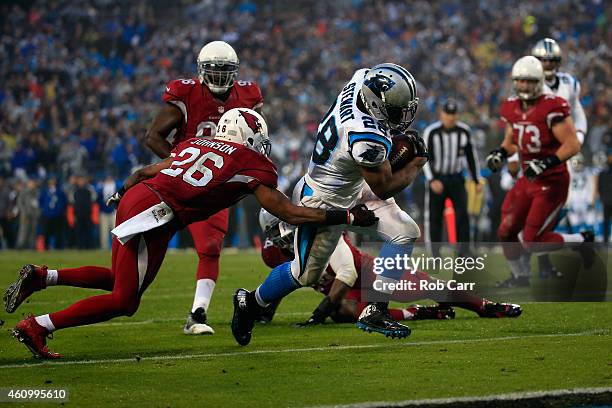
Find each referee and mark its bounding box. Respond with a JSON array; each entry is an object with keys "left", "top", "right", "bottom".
[{"left": 423, "top": 99, "right": 481, "bottom": 257}]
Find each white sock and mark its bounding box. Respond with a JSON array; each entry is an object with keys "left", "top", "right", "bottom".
[
  {"left": 35, "top": 314, "right": 56, "bottom": 332},
  {"left": 46, "top": 269, "right": 58, "bottom": 286},
  {"left": 254, "top": 287, "right": 270, "bottom": 308},
  {"left": 191, "top": 279, "right": 215, "bottom": 313},
  {"left": 561, "top": 233, "right": 585, "bottom": 243}
]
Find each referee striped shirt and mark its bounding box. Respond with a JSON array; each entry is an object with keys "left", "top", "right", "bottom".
[{"left": 422, "top": 121, "right": 480, "bottom": 182}]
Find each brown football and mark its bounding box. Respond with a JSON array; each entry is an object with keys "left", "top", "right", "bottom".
[{"left": 388, "top": 133, "right": 416, "bottom": 172}]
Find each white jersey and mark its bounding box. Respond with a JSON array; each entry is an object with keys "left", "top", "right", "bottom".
[
  {"left": 546, "top": 72, "right": 587, "bottom": 138},
  {"left": 304, "top": 69, "right": 392, "bottom": 208},
  {"left": 567, "top": 166, "right": 596, "bottom": 210}
]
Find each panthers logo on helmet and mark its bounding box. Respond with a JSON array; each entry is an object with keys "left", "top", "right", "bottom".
[
  {"left": 364, "top": 74, "right": 396, "bottom": 97},
  {"left": 239, "top": 109, "right": 263, "bottom": 134}
]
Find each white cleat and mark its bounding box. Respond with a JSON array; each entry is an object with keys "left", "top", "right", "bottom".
[{"left": 183, "top": 307, "right": 215, "bottom": 335}]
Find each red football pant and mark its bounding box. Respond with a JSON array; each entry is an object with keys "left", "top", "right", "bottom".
[
  {"left": 498, "top": 174, "right": 569, "bottom": 260},
  {"left": 48, "top": 184, "right": 177, "bottom": 330},
  {"left": 188, "top": 209, "right": 229, "bottom": 282}
]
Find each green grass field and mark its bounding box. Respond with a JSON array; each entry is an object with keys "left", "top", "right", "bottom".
[{"left": 0, "top": 250, "right": 610, "bottom": 407}]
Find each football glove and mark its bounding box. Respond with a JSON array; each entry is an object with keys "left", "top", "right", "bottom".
[
  {"left": 325, "top": 205, "right": 378, "bottom": 227},
  {"left": 295, "top": 296, "right": 337, "bottom": 327},
  {"left": 105, "top": 186, "right": 126, "bottom": 207},
  {"left": 486, "top": 147, "right": 508, "bottom": 172},
  {"left": 524, "top": 156, "right": 561, "bottom": 181},
  {"left": 406, "top": 131, "right": 428, "bottom": 159}
]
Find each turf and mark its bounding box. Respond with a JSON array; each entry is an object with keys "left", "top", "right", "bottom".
[{"left": 0, "top": 250, "right": 610, "bottom": 407}]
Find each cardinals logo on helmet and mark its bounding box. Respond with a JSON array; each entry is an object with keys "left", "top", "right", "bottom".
[{"left": 239, "top": 110, "right": 263, "bottom": 134}]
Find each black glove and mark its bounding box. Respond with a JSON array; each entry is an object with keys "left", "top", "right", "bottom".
[
  {"left": 105, "top": 186, "right": 126, "bottom": 207},
  {"left": 524, "top": 156, "right": 561, "bottom": 181},
  {"left": 349, "top": 204, "right": 378, "bottom": 227},
  {"left": 406, "top": 131, "right": 428, "bottom": 159},
  {"left": 295, "top": 296, "right": 337, "bottom": 327},
  {"left": 486, "top": 147, "right": 508, "bottom": 172}
]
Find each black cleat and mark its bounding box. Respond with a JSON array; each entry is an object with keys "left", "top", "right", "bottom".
[
  {"left": 231, "top": 289, "right": 259, "bottom": 346},
  {"left": 4, "top": 264, "right": 47, "bottom": 313},
  {"left": 478, "top": 301, "right": 522, "bottom": 318},
  {"left": 495, "top": 276, "right": 530, "bottom": 288},
  {"left": 356, "top": 302, "right": 411, "bottom": 339},
  {"left": 408, "top": 305, "right": 455, "bottom": 320},
  {"left": 254, "top": 299, "right": 281, "bottom": 324},
  {"left": 574, "top": 231, "right": 596, "bottom": 269}
]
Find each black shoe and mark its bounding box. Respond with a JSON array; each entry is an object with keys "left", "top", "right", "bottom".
[
  {"left": 495, "top": 276, "right": 530, "bottom": 288},
  {"left": 231, "top": 289, "right": 259, "bottom": 346},
  {"left": 574, "top": 231, "right": 595, "bottom": 269},
  {"left": 477, "top": 301, "right": 522, "bottom": 318},
  {"left": 254, "top": 299, "right": 281, "bottom": 324},
  {"left": 408, "top": 305, "right": 455, "bottom": 320},
  {"left": 183, "top": 307, "right": 214, "bottom": 335},
  {"left": 356, "top": 302, "right": 411, "bottom": 339}
]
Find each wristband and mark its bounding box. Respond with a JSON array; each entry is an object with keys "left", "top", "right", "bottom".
[
  {"left": 117, "top": 185, "right": 127, "bottom": 196},
  {"left": 499, "top": 147, "right": 509, "bottom": 158},
  {"left": 325, "top": 210, "right": 350, "bottom": 225},
  {"left": 543, "top": 155, "right": 562, "bottom": 168}
]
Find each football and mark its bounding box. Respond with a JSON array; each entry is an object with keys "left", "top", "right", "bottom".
[{"left": 388, "top": 131, "right": 418, "bottom": 172}]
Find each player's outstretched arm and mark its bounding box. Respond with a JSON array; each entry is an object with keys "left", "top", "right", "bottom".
[
  {"left": 145, "top": 104, "right": 183, "bottom": 159},
  {"left": 106, "top": 158, "right": 174, "bottom": 206},
  {"left": 360, "top": 157, "right": 427, "bottom": 201},
  {"left": 253, "top": 184, "right": 378, "bottom": 227}
]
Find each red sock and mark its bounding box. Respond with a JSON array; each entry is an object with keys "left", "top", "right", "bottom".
[
  {"left": 388, "top": 308, "right": 405, "bottom": 321},
  {"left": 57, "top": 266, "right": 113, "bottom": 291},
  {"left": 49, "top": 292, "right": 138, "bottom": 330}
]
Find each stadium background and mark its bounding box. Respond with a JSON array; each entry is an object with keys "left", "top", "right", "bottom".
[{"left": 0, "top": 0, "right": 610, "bottom": 250}]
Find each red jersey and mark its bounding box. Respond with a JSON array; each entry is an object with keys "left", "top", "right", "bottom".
[
  {"left": 146, "top": 138, "right": 277, "bottom": 226},
  {"left": 500, "top": 94, "right": 570, "bottom": 178},
  {"left": 163, "top": 78, "right": 263, "bottom": 146}
]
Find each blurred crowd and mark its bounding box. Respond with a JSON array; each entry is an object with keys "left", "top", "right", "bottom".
[{"left": 1, "top": 0, "right": 610, "bottom": 249}]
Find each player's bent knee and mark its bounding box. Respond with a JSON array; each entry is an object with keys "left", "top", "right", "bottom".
[{"left": 196, "top": 239, "right": 223, "bottom": 259}]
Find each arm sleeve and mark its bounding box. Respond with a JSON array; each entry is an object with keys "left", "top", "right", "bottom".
[
  {"left": 465, "top": 130, "right": 480, "bottom": 182},
  {"left": 422, "top": 125, "right": 435, "bottom": 181},
  {"left": 572, "top": 79, "right": 588, "bottom": 141}
]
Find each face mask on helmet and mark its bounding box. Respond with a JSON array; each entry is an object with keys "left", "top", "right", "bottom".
[
  {"left": 265, "top": 221, "right": 295, "bottom": 250},
  {"left": 513, "top": 78, "right": 542, "bottom": 101},
  {"left": 198, "top": 61, "right": 238, "bottom": 94}
]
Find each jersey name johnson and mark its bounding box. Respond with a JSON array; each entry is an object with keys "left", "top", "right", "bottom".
[
  {"left": 146, "top": 138, "right": 276, "bottom": 226},
  {"left": 163, "top": 79, "right": 263, "bottom": 146}
]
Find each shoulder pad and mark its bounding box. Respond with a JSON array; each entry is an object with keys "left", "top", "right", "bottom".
[{"left": 164, "top": 78, "right": 198, "bottom": 101}]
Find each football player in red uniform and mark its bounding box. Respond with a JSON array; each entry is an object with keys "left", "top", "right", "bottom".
[
  {"left": 258, "top": 209, "right": 521, "bottom": 326},
  {"left": 486, "top": 56, "right": 588, "bottom": 287},
  {"left": 145, "top": 41, "right": 265, "bottom": 335},
  {"left": 4, "top": 109, "right": 377, "bottom": 359}
]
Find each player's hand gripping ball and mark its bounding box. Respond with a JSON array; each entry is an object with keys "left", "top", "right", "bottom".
[{"left": 389, "top": 130, "right": 428, "bottom": 172}]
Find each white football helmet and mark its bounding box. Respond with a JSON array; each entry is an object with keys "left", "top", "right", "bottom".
[
  {"left": 531, "top": 38, "right": 562, "bottom": 77},
  {"left": 259, "top": 208, "right": 295, "bottom": 250},
  {"left": 360, "top": 63, "right": 419, "bottom": 132},
  {"left": 197, "top": 41, "right": 239, "bottom": 94},
  {"left": 511, "top": 56, "right": 544, "bottom": 101},
  {"left": 215, "top": 108, "right": 271, "bottom": 156}
]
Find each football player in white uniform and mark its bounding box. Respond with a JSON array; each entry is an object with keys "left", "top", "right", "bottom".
[
  {"left": 506, "top": 38, "right": 589, "bottom": 280},
  {"left": 231, "top": 63, "right": 428, "bottom": 345},
  {"left": 563, "top": 153, "right": 598, "bottom": 234}
]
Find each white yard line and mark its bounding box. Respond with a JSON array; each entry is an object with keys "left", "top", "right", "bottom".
[
  {"left": 0, "top": 330, "right": 606, "bottom": 369},
  {"left": 305, "top": 387, "right": 612, "bottom": 408}
]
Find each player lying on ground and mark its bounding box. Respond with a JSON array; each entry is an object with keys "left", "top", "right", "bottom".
[
  {"left": 3, "top": 108, "right": 377, "bottom": 359},
  {"left": 486, "top": 56, "right": 592, "bottom": 288},
  {"left": 257, "top": 209, "right": 521, "bottom": 326}
]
